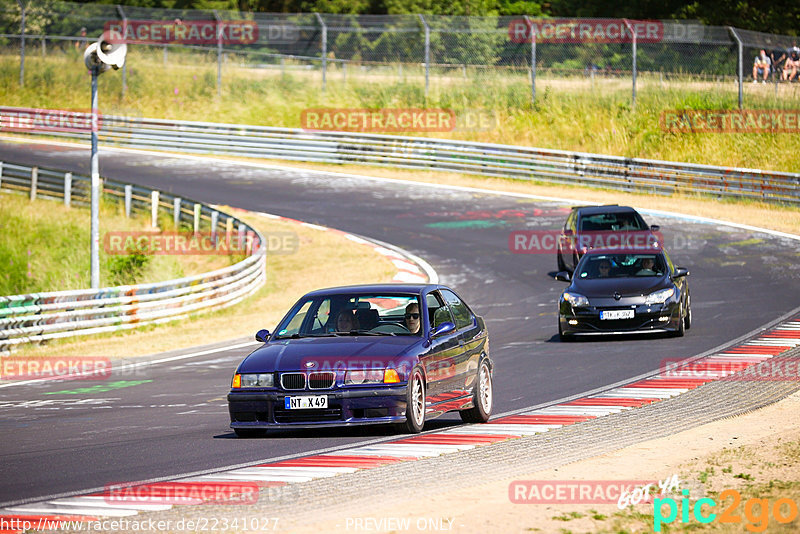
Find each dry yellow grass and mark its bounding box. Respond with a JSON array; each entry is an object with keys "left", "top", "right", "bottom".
[{"left": 12, "top": 211, "right": 397, "bottom": 360}]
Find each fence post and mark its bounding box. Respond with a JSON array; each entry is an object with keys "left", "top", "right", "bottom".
[
  {"left": 17, "top": 0, "right": 25, "bottom": 87},
  {"left": 124, "top": 184, "right": 132, "bottom": 217},
  {"left": 342, "top": 61, "right": 346, "bottom": 83},
  {"left": 173, "top": 197, "right": 181, "bottom": 229},
  {"left": 523, "top": 16, "right": 536, "bottom": 104},
  {"left": 419, "top": 14, "right": 430, "bottom": 98},
  {"left": 0, "top": 162, "right": 3, "bottom": 192},
  {"left": 30, "top": 166, "right": 37, "bottom": 200},
  {"left": 41, "top": 36, "right": 45, "bottom": 57},
  {"left": 194, "top": 203, "right": 202, "bottom": 233},
  {"left": 214, "top": 10, "right": 223, "bottom": 97},
  {"left": 314, "top": 13, "right": 327, "bottom": 92},
  {"left": 210, "top": 210, "right": 219, "bottom": 244},
  {"left": 117, "top": 5, "right": 128, "bottom": 98},
  {"left": 150, "top": 191, "right": 159, "bottom": 227},
  {"left": 729, "top": 27, "right": 744, "bottom": 110},
  {"left": 623, "top": 19, "right": 637, "bottom": 109},
  {"left": 64, "top": 172, "right": 72, "bottom": 207},
  {"left": 163, "top": 44, "right": 167, "bottom": 65}
]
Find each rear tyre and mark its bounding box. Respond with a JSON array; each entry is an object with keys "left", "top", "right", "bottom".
[
  {"left": 234, "top": 428, "right": 265, "bottom": 438},
  {"left": 557, "top": 250, "right": 567, "bottom": 272},
  {"left": 401, "top": 367, "right": 426, "bottom": 433},
  {"left": 460, "top": 359, "right": 493, "bottom": 424}
]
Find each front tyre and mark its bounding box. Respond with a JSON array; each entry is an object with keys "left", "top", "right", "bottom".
[
  {"left": 401, "top": 367, "right": 426, "bottom": 433},
  {"left": 460, "top": 359, "right": 493, "bottom": 424}
]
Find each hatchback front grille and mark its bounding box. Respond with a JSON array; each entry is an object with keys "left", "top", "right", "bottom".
[
  {"left": 308, "top": 372, "right": 335, "bottom": 389},
  {"left": 280, "top": 373, "right": 306, "bottom": 390}
]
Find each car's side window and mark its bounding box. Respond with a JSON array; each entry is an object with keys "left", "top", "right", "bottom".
[
  {"left": 439, "top": 289, "right": 473, "bottom": 330},
  {"left": 566, "top": 210, "right": 576, "bottom": 231},
  {"left": 427, "top": 291, "right": 450, "bottom": 329}
]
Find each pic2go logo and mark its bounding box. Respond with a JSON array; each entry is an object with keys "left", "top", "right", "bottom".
[{"left": 654, "top": 489, "right": 799, "bottom": 532}]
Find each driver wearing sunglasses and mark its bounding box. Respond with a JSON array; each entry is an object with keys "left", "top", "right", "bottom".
[{"left": 404, "top": 303, "right": 421, "bottom": 334}]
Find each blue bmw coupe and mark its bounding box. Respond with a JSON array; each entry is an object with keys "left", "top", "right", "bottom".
[{"left": 228, "top": 284, "right": 492, "bottom": 436}]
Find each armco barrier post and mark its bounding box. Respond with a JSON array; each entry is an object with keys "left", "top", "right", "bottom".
[
  {"left": 173, "top": 197, "right": 181, "bottom": 229},
  {"left": 0, "top": 161, "right": 4, "bottom": 192},
  {"left": 30, "top": 166, "right": 38, "bottom": 200},
  {"left": 150, "top": 191, "right": 159, "bottom": 228},
  {"left": 64, "top": 172, "right": 72, "bottom": 207},
  {"left": 124, "top": 184, "right": 132, "bottom": 217},
  {"left": 194, "top": 203, "right": 201, "bottom": 233},
  {"left": 226, "top": 216, "right": 233, "bottom": 246},
  {"left": 210, "top": 210, "right": 219, "bottom": 244}
]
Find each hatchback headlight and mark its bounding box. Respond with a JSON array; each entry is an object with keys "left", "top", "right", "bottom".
[
  {"left": 562, "top": 292, "right": 589, "bottom": 307},
  {"left": 233, "top": 373, "right": 274, "bottom": 388},
  {"left": 644, "top": 287, "right": 675, "bottom": 305}
]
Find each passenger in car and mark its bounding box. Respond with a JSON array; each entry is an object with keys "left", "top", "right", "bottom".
[
  {"left": 597, "top": 260, "right": 613, "bottom": 278},
  {"left": 404, "top": 303, "right": 421, "bottom": 334},
  {"left": 636, "top": 257, "right": 657, "bottom": 275},
  {"left": 335, "top": 309, "right": 359, "bottom": 332}
]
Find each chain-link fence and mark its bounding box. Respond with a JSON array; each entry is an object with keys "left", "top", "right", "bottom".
[{"left": 3, "top": 1, "right": 800, "bottom": 108}]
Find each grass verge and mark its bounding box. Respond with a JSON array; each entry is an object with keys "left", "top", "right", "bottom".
[
  {"left": 0, "top": 192, "right": 233, "bottom": 295},
  {"left": 10, "top": 209, "right": 397, "bottom": 360}
]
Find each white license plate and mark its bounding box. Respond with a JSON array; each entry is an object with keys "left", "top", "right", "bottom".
[
  {"left": 600, "top": 309, "right": 635, "bottom": 320},
  {"left": 284, "top": 395, "right": 328, "bottom": 409}
]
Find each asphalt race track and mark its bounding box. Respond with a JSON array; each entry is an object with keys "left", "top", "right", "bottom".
[{"left": 1, "top": 140, "right": 799, "bottom": 506}]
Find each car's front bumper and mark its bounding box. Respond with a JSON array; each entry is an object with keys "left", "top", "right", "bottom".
[
  {"left": 227, "top": 385, "right": 408, "bottom": 430},
  {"left": 559, "top": 301, "right": 681, "bottom": 336}
]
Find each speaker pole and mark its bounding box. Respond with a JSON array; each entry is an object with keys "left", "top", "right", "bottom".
[{"left": 90, "top": 65, "right": 100, "bottom": 289}]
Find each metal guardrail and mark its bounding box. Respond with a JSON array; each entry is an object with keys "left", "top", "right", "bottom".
[
  {"left": 0, "top": 160, "right": 266, "bottom": 352},
  {"left": 2, "top": 107, "right": 798, "bottom": 204}
]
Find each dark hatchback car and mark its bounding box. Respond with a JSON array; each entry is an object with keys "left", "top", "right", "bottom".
[
  {"left": 557, "top": 205, "right": 661, "bottom": 273},
  {"left": 556, "top": 249, "right": 691, "bottom": 339},
  {"left": 228, "top": 284, "right": 493, "bottom": 436}
]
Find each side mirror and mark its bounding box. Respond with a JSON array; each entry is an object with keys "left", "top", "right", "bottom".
[
  {"left": 650, "top": 224, "right": 660, "bottom": 232},
  {"left": 672, "top": 267, "right": 689, "bottom": 278},
  {"left": 255, "top": 329, "right": 271, "bottom": 343},
  {"left": 429, "top": 322, "right": 455, "bottom": 339},
  {"left": 555, "top": 271, "right": 571, "bottom": 282}
]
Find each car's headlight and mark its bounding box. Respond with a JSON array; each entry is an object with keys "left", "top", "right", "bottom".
[
  {"left": 344, "top": 369, "right": 401, "bottom": 385},
  {"left": 232, "top": 373, "right": 274, "bottom": 388},
  {"left": 562, "top": 292, "right": 589, "bottom": 307},
  {"left": 644, "top": 287, "right": 675, "bottom": 305}
]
